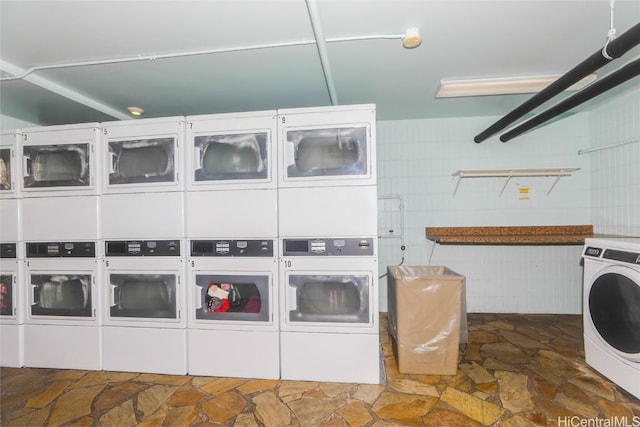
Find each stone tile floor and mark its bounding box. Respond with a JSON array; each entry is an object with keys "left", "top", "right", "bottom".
[{"left": 1, "top": 313, "right": 639, "bottom": 426}]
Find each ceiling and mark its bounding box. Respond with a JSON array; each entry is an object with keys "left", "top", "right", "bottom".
[{"left": 1, "top": 0, "right": 639, "bottom": 129}]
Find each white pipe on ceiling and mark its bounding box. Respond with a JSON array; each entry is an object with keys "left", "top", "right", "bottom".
[
  {"left": 0, "top": 59, "right": 131, "bottom": 120},
  {"left": 1, "top": 32, "right": 403, "bottom": 119},
  {"left": 305, "top": 0, "right": 339, "bottom": 105},
  {"left": 0, "top": 34, "right": 404, "bottom": 83}
]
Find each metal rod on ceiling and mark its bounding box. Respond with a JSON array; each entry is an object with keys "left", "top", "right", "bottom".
[
  {"left": 474, "top": 21, "right": 640, "bottom": 143},
  {"left": 305, "top": 0, "right": 339, "bottom": 105},
  {"left": 499, "top": 57, "right": 640, "bottom": 142}
]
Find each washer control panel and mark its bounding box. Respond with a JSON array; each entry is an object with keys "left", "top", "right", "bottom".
[
  {"left": 190, "top": 239, "right": 274, "bottom": 257},
  {"left": 26, "top": 241, "right": 96, "bottom": 258},
  {"left": 0, "top": 243, "right": 17, "bottom": 258},
  {"left": 283, "top": 237, "right": 374, "bottom": 256},
  {"left": 105, "top": 240, "right": 180, "bottom": 256},
  {"left": 584, "top": 245, "right": 640, "bottom": 265}
]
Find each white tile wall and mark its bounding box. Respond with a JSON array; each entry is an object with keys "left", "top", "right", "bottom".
[
  {"left": 588, "top": 87, "right": 640, "bottom": 237},
  {"left": 377, "top": 114, "right": 591, "bottom": 313}
]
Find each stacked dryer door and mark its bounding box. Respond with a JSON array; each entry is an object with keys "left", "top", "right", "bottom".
[
  {"left": 185, "top": 111, "right": 280, "bottom": 378},
  {"left": 99, "top": 117, "right": 187, "bottom": 375},
  {"left": 19, "top": 123, "right": 102, "bottom": 370},
  {"left": 102, "top": 240, "right": 186, "bottom": 374},
  {"left": 582, "top": 238, "right": 640, "bottom": 400},
  {"left": 277, "top": 104, "right": 380, "bottom": 384},
  {"left": 0, "top": 130, "right": 23, "bottom": 367}
]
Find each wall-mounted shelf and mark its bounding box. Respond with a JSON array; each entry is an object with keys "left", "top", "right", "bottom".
[
  {"left": 425, "top": 225, "right": 594, "bottom": 245},
  {"left": 451, "top": 167, "right": 580, "bottom": 196}
]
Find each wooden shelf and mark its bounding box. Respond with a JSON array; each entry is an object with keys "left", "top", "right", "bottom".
[
  {"left": 425, "top": 225, "right": 594, "bottom": 245},
  {"left": 452, "top": 167, "right": 580, "bottom": 196}
]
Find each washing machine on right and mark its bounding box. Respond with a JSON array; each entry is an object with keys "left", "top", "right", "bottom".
[{"left": 582, "top": 237, "right": 640, "bottom": 400}]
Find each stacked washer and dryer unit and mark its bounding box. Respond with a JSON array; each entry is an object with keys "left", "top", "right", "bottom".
[
  {"left": 0, "top": 130, "right": 23, "bottom": 367},
  {"left": 185, "top": 111, "right": 280, "bottom": 379},
  {"left": 1, "top": 104, "right": 381, "bottom": 384},
  {"left": 277, "top": 105, "right": 380, "bottom": 384},
  {"left": 20, "top": 123, "right": 103, "bottom": 370},
  {"left": 100, "top": 117, "right": 188, "bottom": 375},
  {"left": 582, "top": 237, "right": 640, "bottom": 400}
]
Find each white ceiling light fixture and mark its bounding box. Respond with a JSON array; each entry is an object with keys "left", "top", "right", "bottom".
[
  {"left": 402, "top": 28, "right": 422, "bottom": 49},
  {"left": 127, "top": 106, "right": 144, "bottom": 116},
  {"left": 435, "top": 74, "right": 598, "bottom": 98}
]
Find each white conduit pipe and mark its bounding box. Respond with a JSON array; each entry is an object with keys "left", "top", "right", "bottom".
[
  {"left": 578, "top": 136, "right": 640, "bottom": 155},
  {"left": 0, "top": 59, "right": 132, "bottom": 120},
  {"left": 0, "top": 34, "right": 403, "bottom": 83},
  {"left": 305, "top": 0, "right": 339, "bottom": 105}
]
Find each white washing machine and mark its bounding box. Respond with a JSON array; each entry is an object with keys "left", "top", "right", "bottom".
[
  {"left": 23, "top": 241, "right": 102, "bottom": 370},
  {"left": 187, "top": 238, "right": 279, "bottom": 379},
  {"left": 102, "top": 239, "right": 187, "bottom": 375},
  {"left": 582, "top": 237, "right": 640, "bottom": 400},
  {"left": 279, "top": 237, "right": 380, "bottom": 384},
  {"left": 277, "top": 104, "right": 376, "bottom": 188},
  {"left": 185, "top": 110, "right": 277, "bottom": 191},
  {"left": 20, "top": 123, "right": 101, "bottom": 197},
  {"left": 1, "top": 244, "right": 23, "bottom": 367}
]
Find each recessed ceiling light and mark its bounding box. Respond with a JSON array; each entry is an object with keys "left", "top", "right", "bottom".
[
  {"left": 127, "top": 106, "right": 144, "bottom": 116},
  {"left": 435, "top": 74, "right": 598, "bottom": 98},
  {"left": 402, "top": 28, "right": 422, "bottom": 49}
]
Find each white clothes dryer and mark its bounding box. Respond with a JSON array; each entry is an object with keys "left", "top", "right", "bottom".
[
  {"left": 277, "top": 104, "right": 376, "bottom": 188},
  {"left": 187, "top": 238, "right": 279, "bottom": 379},
  {"left": 279, "top": 237, "right": 380, "bottom": 384},
  {"left": 1, "top": 245, "right": 23, "bottom": 367},
  {"left": 582, "top": 237, "right": 640, "bottom": 400},
  {"left": 186, "top": 110, "right": 277, "bottom": 191},
  {"left": 1, "top": 130, "right": 21, "bottom": 199},
  {"left": 100, "top": 116, "right": 185, "bottom": 194},
  {"left": 102, "top": 239, "right": 187, "bottom": 375},
  {"left": 23, "top": 241, "right": 102, "bottom": 370},
  {"left": 20, "top": 123, "right": 101, "bottom": 197}
]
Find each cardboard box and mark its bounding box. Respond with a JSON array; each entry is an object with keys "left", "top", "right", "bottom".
[{"left": 387, "top": 266, "right": 467, "bottom": 375}]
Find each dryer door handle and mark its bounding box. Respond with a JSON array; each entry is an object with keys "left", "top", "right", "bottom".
[
  {"left": 109, "top": 284, "right": 117, "bottom": 308},
  {"left": 195, "top": 289, "right": 203, "bottom": 310}
]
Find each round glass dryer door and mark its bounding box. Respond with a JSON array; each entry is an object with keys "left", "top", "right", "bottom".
[{"left": 588, "top": 265, "right": 640, "bottom": 362}]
